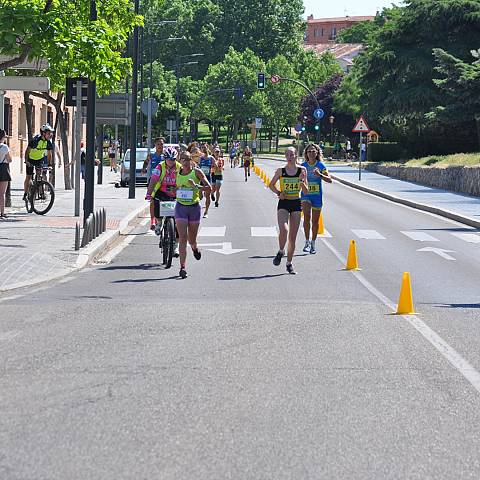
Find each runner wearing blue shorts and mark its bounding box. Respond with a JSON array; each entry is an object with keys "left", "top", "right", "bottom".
[
  {"left": 301, "top": 143, "right": 332, "bottom": 254},
  {"left": 198, "top": 144, "right": 214, "bottom": 218}
]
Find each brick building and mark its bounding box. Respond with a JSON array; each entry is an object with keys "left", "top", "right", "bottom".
[
  {"left": 304, "top": 15, "right": 375, "bottom": 45},
  {"left": 2, "top": 91, "right": 76, "bottom": 164}
]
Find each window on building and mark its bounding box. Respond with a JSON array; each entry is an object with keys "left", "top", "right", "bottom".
[
  {"left": 30, "top": 100, "right": 36, "bottom": 134},
  {"left": 3, "top": 98, "right": 12, "bottom": 136},
  {"left": 331, "top": 27, "right": 337, "bottom": 39},
  {"left": 47, "top": 107, "right": 53, "bottom": 127},
  {"left": 18, "top": 104, "right": 27, "bottom": 139},
  {"left": 321, "top": 28, "right": 324, "bottom": 37}
]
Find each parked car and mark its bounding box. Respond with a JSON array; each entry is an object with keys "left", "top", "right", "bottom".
[{"left": 120, "top": 145, "right": 179, "bottom": 187}]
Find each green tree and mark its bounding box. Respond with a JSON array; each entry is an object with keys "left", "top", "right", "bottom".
[
  {"left": 339, "top": 0, "right": 480, "bottom": 155},
  {"left": 0, "top": 0, "right": 142, "bottom": 188},
  {"left": 196, "top": 47, "right": 267, "bottom": 139},
  {"left": 291, "top": 49, "right": 341, "bottom": 91}
]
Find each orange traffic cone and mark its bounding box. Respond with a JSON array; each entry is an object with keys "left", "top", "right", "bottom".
[
  {"left": 396, "top": 272, "right": 415, "bottom": 315},
  {"left": 345, "top": 240, "right": 360, "bottom": 270}
]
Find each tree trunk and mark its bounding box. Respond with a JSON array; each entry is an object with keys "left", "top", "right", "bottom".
[{"left": 275, "top": 120, "right": 280, "bottom": 153}]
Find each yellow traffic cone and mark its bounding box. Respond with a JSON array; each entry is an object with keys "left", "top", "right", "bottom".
[
  {"left": 265, "top": 176, "right": 270, "bottom": 187},
  {"left": 396, "top": 272, "right": 415, "bottom": 315},
  {"left": 318, "top": 211, "right": 325, "bottom": 235},
  {"left": 345, "top": 240, "right": 360, "bottom": 270}
]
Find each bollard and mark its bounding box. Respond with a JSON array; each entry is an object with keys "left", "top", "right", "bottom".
[
  {"left": 102, "top": 208, "right": 107, "bottom": 233},
  {"left": 75, "top": 222, "right": 80, "bottom": 250},
  {"left": 95, "top": 210, "right": 100, "bottom": 238}
]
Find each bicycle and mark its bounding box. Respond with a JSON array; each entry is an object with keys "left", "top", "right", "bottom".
[
  {"left": 24, "top": 163, "right": 55, "bottom": 215},
  {"left": 157, "top": 200, "right": 177, "bottom": 269}
]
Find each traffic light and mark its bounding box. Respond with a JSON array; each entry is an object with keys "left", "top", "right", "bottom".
[
  {"left": 314, "top": 124, "right": 320, "bottom": 131},
  {"left": 301, "top": 125, "right": 306, "bottom": 132},
  {"left": 257, "top": 73, "right": 265, "bottom": 89}
]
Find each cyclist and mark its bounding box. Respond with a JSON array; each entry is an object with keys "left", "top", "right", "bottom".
[
  {"left": 198, "top": 144, "right": 214, "bottom": 218},
  {"left": 242, "top": 145, "right": 252, "bottom": 182},
  {"left": 145, "top": 146, "right": 181, "bottom": 256},
  {"left": 142, "top": 137, "right": 165, "bottom": 230},
  {"left": 268, "top": 147, "right": 308, "bottom": 275},
  {"left": 23, "top": 124, "right": 54, "bottom": 200},
  {"left": 175, "top": 151, "right": 212, "bottom": 279},
  {"left": 301, "top": 144, "right": 332, "bottom": 254}
]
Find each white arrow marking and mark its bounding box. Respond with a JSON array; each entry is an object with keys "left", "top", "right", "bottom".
[
  {"left": 417, "top": 247, "right": 456, "bottom": 261},
  {"left": 205, "top": 242, "right": 247, "bottom": 255}
]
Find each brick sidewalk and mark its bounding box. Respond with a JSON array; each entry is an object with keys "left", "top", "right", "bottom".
[{"left": 0, "top": 160, "right": 147, "bottom": 291}]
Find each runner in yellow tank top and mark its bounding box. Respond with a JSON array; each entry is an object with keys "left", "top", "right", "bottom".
[{"left": 269, "top": 147, "right": 308, "bottom": 274}]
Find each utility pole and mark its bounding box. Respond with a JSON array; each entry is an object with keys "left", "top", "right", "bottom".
[
  {"left": 128, "top": 0, "right": 140, "bottom": 199},
  {"left": 84, "top": 0, "right": 97, "bottom": 221}
]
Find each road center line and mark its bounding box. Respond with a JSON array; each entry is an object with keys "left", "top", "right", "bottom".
[{"left": 321, "top": 237, "right": 480, "bottom": 395}]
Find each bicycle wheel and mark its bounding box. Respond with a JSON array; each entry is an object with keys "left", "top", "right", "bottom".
[
  {"left": 163, "top": 217, "right": 175, "bottom": 269},
  {"left": 31, "top": 180, "right": 55, "bottom": 215}
]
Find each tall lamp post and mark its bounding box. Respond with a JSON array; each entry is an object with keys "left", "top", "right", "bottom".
[
  {"left": 329, "top": 115, "right": 335, "bottom": 145},
  {"left": 173, "top": 54, "right": 204, "bottom": 143}
]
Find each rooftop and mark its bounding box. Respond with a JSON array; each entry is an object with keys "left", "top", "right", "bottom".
[{"left": 307, "top": 16, "right": 375, "bottom": 24}]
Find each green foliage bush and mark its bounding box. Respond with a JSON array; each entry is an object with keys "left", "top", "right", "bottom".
[{"left": 367, "top": 142, "right": 404, "bottom": 162}]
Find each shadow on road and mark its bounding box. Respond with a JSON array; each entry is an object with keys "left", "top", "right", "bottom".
[
  {"left": 101, "top": 263, "right": 162, "bottom": 271},
  {"left": 218, "top": 274, "right": 286, "bottom": 281},
  {"left": 112, "top": 275, "right": 179, "bottom": 283}
]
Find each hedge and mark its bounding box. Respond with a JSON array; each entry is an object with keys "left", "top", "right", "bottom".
[{"left": 367, "top": 142, "right": 404, "bottom": 162}]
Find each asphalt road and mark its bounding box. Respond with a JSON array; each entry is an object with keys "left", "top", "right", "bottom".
[{"left": 1, "top": 162, "right": 480, "bottom": 479}]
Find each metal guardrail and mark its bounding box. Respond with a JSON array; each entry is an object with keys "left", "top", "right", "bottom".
[{"left": 75, "top": 208, "right": 107, "bottom": 250}]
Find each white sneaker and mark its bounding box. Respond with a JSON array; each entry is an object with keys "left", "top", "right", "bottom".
[
  {"left": 174, "top": 244, "right": 179, "bottom": 258},
  {"left": 310, "top": 241, "right": 316, "bottom": 254},
  {"left": 303, "top": 240, "right": 311, "bottom": 253}
]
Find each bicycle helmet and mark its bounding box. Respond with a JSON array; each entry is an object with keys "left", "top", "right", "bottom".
[
  {"left": 164, "top": 145, "right": 178, "bottom": 161},
  {"left": 40, "top": 124, "right": 54, "bottom": 133}
]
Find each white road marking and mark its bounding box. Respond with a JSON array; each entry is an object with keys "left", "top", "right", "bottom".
[
  {"left": 251, "top": 227, "right": 278, "bottom": 237},
  {"left": 451, "top": 232, "right": 480, "bottom": 244},
  {"left": 321, "top": 237, "right": 480, "bottom": 396},
  {"left": 198, "top": 226, "right": 226, "bottom": 237},
  {"left": 0, "top": 294, "right": 22, "bottom": 304},
  {"left": 0, "top": 330, "right": 22, "bottom": 341},
  {"left": 417, "top": 247, "right": 456, "bottom": 261},
  {"left": 352, "top": 229, "right": 386, "bottom": 240},
  {"left": 401, "top": 231, "right": 439, "bottom": 242},
  {"left": 206, "top": 242, "right": 247, "bottom": 255}
]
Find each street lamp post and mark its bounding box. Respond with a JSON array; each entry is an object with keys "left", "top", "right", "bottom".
[{"left": 173, "top": 54, "right": 203, "bottom": 143}]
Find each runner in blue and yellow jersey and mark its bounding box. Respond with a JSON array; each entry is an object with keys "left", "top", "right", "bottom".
[{"left": 301, "top": 143, "right": 332, "bottom": 254}]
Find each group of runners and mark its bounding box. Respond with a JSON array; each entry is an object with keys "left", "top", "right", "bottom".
[
  {"left": 228, "top": 142, "right": 254, "bottom": 181},
  {"left": 144, "top": 138, "right": 225, "bottom": 279},
  {"left": 143, "top": 137, "right": 331, "bottom": 278}
]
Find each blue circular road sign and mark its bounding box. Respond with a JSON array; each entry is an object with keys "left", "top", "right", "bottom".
[{"left": 313, "top": 108, "right": 325, "bottom": 120}]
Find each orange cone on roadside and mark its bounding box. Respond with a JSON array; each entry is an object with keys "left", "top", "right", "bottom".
[
  {"left": 318, "top": 212, "right": 325, "bottom": 235},
  {"left": 396, "top": 272, "right": 415, "bottom": 315},
  {"left": 345, "top": 240, "right": 360, "bottom": 270}
]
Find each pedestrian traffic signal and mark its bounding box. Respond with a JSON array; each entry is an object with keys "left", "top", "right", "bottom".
[
  {"left": 301, "top": 125, "right": 306, "bottom": 132},
  {"left": 314, "top": 124, "right": 320, "bottom": 131},
  {"left": 257, "top": 73, "right": 265, "bottom": 89}
]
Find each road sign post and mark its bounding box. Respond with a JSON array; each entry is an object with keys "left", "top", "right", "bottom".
[
  {"left": 352, "top": 115, "right": 371, "bottom": 181},
  {"left": 141, "top": 98, "right": 158, "bottom": 156},
  {"left": 74, "top": 81, "right": 83, "bottom": 216}
]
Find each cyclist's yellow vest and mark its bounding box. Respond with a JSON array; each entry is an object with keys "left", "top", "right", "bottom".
[
  {"left": 29, "top": 138, "right": 49, "bottom": 161},
  {"left": 279, "top": 167, "right": 302, "bottom": 199},
  {"left": 176, "top": 168, "right": 200, "bottom": 206}
]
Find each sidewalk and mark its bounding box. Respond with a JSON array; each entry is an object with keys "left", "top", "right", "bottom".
[
  {"left": 257, "top": 156, "right": 480, "bottom": 229},
  {"left": 0, "top": 160, "right": 148, "bottom": 291}
]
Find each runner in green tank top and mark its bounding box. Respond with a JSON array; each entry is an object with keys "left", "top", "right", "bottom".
[{"left": 175, "top": 151, "right": 212, "bottom": 279}]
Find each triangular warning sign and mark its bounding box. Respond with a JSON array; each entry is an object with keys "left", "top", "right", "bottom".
[{"left": 352, "top": 115, "right": 370, "bottom": 133}]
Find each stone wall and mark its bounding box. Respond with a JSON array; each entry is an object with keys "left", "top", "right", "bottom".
[{"left": 366, "top": 164, "right": 480, "bottom": 197}]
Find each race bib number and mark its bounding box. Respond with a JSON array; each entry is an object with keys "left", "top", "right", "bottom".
[
  {"left": 201, "top": 166, "right": 211, "bottom": 175},
  {"left": 308, "top": 184, "right": 320, "bottom": 194},
  {"left": 283, "top": 178, "right": 300, "bottom": 193},
  {"left": 177, "top": 188, "right": 193, "bottom": 200},
  {"left": 159, "top": 201, "right": 176, "bottom": 217}
]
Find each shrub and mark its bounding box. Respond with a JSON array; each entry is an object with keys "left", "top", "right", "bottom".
[{"left": 367, "top": 142, "right": 404, "bottom": 162}]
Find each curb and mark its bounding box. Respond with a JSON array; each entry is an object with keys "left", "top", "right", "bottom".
[
  {"left": 331, "top": 174, "right": 480, "bottom": 230},
  {"left": 1, "top": 203, "right": 149, "bottom": 293}
]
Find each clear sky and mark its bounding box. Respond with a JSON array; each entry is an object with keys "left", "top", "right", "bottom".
[{"left": 303, "top": 0, "right": 399, "bottom": 18}]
